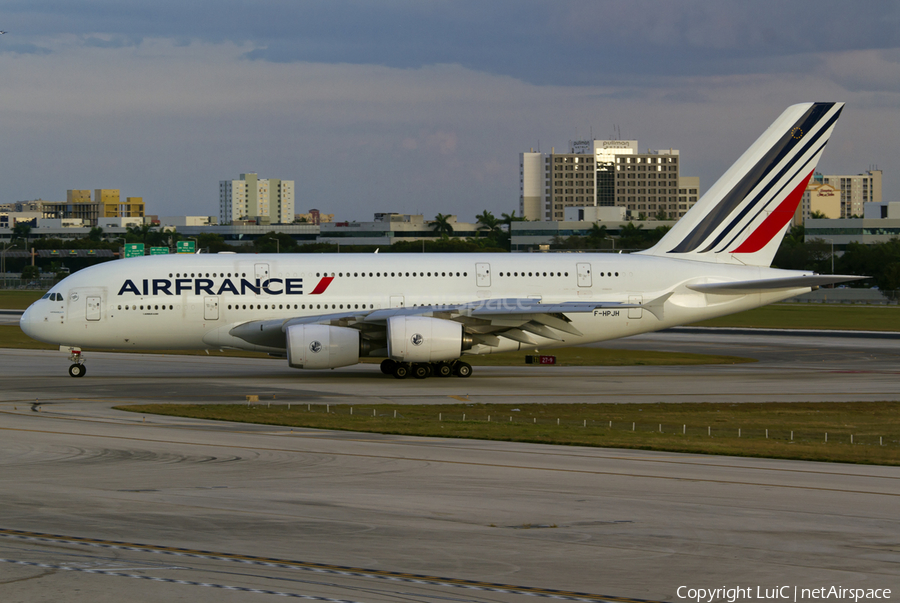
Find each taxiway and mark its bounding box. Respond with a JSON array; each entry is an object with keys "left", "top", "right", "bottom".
[{"left": 0, "top": 331, "right": 898, "bottom": 601}]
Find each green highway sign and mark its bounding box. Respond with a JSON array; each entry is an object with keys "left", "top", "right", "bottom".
[
  {"left": 150, "top": 247, "right": 169, "bottom": 255},
  {"left": 124, "top": 243, "right": 145, "bottom": 258},
  {"left": 176, "top": 241, "right": 195, "bottom": 254}
]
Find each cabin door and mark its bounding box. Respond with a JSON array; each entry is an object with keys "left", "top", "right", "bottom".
[
  {"left": 475, "top": 263, "right": 491, "bottom": 287},
  {"left": 204, "top": 296, "right": 219, "bottom": 320},
  {"left": 86, "top": 296, "right": 102, "bottom": 321},
  {"left": 576, "top": 263, "right": 592, "bottom": 287}
]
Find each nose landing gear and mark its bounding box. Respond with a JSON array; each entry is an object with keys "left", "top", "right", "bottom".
[{"left": 67, "top": 348, "right": 86, "bottom": 378}]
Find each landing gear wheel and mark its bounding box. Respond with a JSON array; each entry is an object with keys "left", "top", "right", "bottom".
[
  {"left": 68, "top": 363, "right": 86, "bottom": 378},
  {"left": 393, "top": 363, "right": 410, "bottom": 379},
  {"left": 412, "top": 364, "right": 430, "bottom": 379},
  {"left": 434, "top": 362, "right": 453, "bottom": 378},
  {"left": 380, "top": 359, "right": 397, "bottom": 375},
  {"left": 454, "top": 362, "right": 472, "bottom": 378}
]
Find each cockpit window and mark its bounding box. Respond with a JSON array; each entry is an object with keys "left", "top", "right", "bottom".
[{"left": 41, "top": 293, "right": 51, "bottom": 300}]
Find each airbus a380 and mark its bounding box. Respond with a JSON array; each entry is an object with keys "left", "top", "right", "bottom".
[{"left": 21, "top": 102, "right": 863, "bottom": 379}]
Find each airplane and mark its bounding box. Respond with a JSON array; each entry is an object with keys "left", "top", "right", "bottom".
[{"left": 20, "top": 102, "right": 863, "bottom": 379}]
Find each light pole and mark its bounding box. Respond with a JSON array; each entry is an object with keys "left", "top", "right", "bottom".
[
  {"left": 824, "top": 238, "right": 834, "bottom": 274},
  {"left": 1, "top": 240, "right": 23, "bottom": 275}
]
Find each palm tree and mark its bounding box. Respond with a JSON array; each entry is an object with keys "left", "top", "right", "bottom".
[
  {"left": 127, "top": 224, "right": 153, "bottom": 243},
  {"left": 618, "top": 222, "right": 647, "bottom": 249},
  {"left": 586, "top": 223, "right": 608, "bottom": 248},
  {"left": 500, "top": 211, "right": 526, "bottom": 231},
  {"left": 429, "top": 214, "right": 455, "bottom": 237},
  {"left": 475, "top": 210, "right": 501, "bottom": 236},
  {"left": 11, "top": 222, "right": 31, "bottom": 243}
]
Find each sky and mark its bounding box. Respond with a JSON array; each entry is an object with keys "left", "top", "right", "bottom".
[{"left": 1, "top": 1, "right": 898, "bottom": 222}]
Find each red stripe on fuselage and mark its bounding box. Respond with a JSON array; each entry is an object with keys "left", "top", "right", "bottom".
[
  {"left": 731, "top": 170, "right": 814, "bottom": 254},
  {"left": 310, "top": 276, "right": 334, "bottom": 295}
]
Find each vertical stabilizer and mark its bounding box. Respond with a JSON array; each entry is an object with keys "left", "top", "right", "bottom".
[{"left": 639, "top": 102, "right": 844, "bottom": 266}]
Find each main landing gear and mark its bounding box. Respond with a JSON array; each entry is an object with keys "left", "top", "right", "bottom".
[
  {"left": 67, "top": 347, "right": 86, "bottom": 378},
  {"left": 380, "top": 359, "right": 472, "bottom": 380}
]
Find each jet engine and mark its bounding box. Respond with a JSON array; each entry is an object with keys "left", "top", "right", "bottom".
[
  {"left": 286, "top": 324, "right": 361, "bottom": 369},
  {"left": 387, "top": 316, "right": 468, "bottom": 363}
]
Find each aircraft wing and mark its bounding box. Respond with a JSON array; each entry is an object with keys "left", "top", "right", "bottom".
[
  {"left": 228, "top": 294, "right": 673, "bottom": 349},
  {"left": 687, "top": 274, "right": 867, "bottom": 294}
]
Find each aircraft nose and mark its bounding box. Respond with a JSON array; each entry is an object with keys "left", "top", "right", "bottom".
[
  {"left": 20, "top": 305, "right": 36, "bottom": 337},
  {"left": 19, "top": 303, "right": 50, "bottom": 343}
]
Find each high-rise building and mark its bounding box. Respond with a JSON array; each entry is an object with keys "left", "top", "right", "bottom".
[
  {"left": 520, "top": 140, "right": 698, "bottom": 221},
  {"left": 219, "top": 173, "right": 294, "bottom": 224},
  {"left": 802, "top": 169, "right": 882, "bottom": 218},
  {"left": 614, "top": 150, "right": 691, "bottom": 219}
]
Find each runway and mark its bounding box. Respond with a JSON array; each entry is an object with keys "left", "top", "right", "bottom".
[{"left": 0, "top": 331, "right": 898, "bottom": 601}]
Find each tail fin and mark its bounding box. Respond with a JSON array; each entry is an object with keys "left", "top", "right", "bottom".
[{"left": 639, "top": 102, "right": 844, "bottom": 266}]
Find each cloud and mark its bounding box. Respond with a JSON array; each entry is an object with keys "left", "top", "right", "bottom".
[
  {"left": 822, "top": 49, "right": 900, "bottom": 93},
  {"left": 0, "top": 4, "right": 897, "bottom": 222},
  {"left": 4, "top": 1, "right": 900, "bottom": 86}
]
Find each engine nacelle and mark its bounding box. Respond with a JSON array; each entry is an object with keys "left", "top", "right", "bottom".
[
  {"left": 286, "top": 324, "right": 360, "bottom": 369},
  {"left": 387, "top": 316, "right": 463, "bottom": 363}
]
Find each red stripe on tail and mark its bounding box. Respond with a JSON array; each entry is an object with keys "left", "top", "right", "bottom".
[{"left": 730, "top": 171, "right": 814, "bottom": 254}]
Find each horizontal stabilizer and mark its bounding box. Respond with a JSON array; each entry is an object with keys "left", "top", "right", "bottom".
[{"left": 687, "top": 274, "right": 867, "bottom": 294}]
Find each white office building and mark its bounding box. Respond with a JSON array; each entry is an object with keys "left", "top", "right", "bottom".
[{"left": 219, "top": 173, "right": 295, "bottom": 225}]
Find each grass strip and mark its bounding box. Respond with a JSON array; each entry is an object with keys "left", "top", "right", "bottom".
[
  {"left": 0, "top": 290, "right": 45, "bottom": 309},
  {"left": 120, "top": 401, "right": 900, "bottom": 466}
]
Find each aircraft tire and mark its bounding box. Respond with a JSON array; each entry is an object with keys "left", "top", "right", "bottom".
[
  {"left": 434, "top": 362, "right": 453, "bottom": 378},
  {"left": 68, "top": 364, "right": 86, "bottom": 378},
  {"left": 454, "top": 362, "right": 472, "bottom": 378},
  {"left": 412, "top": 364, "right": 430, "bottom": 379},
  {"left": 380, "top": 359, "right": 396, "bottom": 375},
  {"left": 393, "top": 363, "right": 410, "bottom": 379}
]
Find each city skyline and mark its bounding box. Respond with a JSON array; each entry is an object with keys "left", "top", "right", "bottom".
[{"left": 0, "top": 1, "right": 897, "bottom": 223}]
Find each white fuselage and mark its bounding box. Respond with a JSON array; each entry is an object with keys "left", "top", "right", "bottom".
[{"left": 20, "top": 252, "right": 810, "bottom": 355}]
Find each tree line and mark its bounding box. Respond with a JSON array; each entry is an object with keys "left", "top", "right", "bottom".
[
  {"left": 5, "top": 219, "right": 898, "bottom": 293},
  {"left": 775, "top": 226, "right": 900, "bottom": 293}
]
